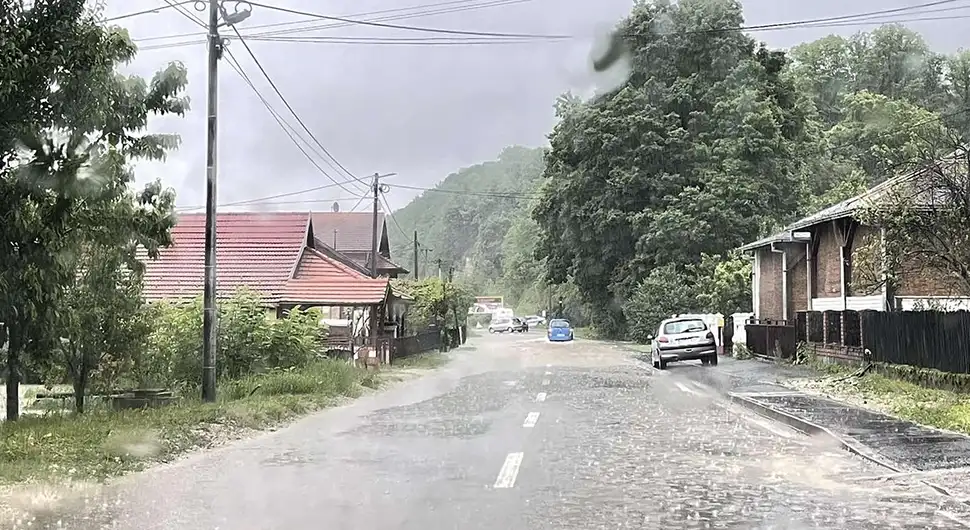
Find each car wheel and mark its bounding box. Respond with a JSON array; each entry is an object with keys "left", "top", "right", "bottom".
[
  {"left": 708, "top": 354, "right": 718, "bottom": 367},
  {"left": 658, "top": 356, "right": 668, "bottom": 370},
  {"left": 489, "top": 328, "right": 495, "bottom": 334},
  {"left": 508, "top": 327, "right": 513, "bottom": 333}
]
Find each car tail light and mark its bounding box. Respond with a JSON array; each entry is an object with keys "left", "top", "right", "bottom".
[
  {"left": 705, "top": 332, "right": 714, "bottom": 341},
  {"left": 657, "top": 336, "right": 669, "bottom": 343}
]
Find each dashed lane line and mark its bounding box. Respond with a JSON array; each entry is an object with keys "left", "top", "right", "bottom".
[
  {"left": 523, "top": 412, "right": 541, "bottom": 428},
  {"left": 494, "top": 452, "right": 524, "bottom": 489},
  {"left": 536, "top": 392, "right": 547, "bottom": 402},
  {"left": 541, "top": 378, "right": 550, "bottom": 386},
  {"left": 544, "top": 371, "right": 552, "bottom": 375}
]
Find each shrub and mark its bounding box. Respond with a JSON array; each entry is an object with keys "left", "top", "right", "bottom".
[{"left": 139, "top": 289, "right": 327, "bottom": 389}]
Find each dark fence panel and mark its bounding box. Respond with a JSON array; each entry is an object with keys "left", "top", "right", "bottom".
[
  {"left": 843, "top": 310, "right": 861, "bottom": 347},
  {"left": 745, "top": 321, "right": 797, "bottom": 359},
  {"left": 795, "top": 312, "right": 808, "bottom": 342},
  {"left": 861, "top": 311, "right": 970, "bottom": 373},
  {"left": 392, "top": 328, "right": 442, "bottom": 359},
  {"left": 823, "top": 311, "right": 842, "bottom": 344},
  {"left": 722, "top": 315, "right": 735, "bottom": 354},
  {"left": 807, "top": 311, "right": 824, "bottom": 342}
]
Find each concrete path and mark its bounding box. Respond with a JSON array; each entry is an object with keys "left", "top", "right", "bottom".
[{"left": 14, "top": 335, "right": 970, "bottom": 529}]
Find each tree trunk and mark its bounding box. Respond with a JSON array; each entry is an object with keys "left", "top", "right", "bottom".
[
  {"left": 73, "top": 361, "right": 87, "bottom": 414},
  {"left": 5, "top": 323, "right": 21, "bottom": 422}
]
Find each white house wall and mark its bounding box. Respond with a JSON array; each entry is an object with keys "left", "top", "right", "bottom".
[{"left": 810, "top": 295, "right": 884, "bottom": 311}]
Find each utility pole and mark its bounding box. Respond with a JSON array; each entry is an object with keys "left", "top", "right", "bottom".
[
  {"left": 201, "top": 0, "right": 251, "bottom": 403},
  {"left": 369, "top": 172, "right": 382, "bottom": 360},
  {"left": 369, "top": 172, "right": 380, "bottom": 277},
  {"left": 436, "top": 258, "right": 443, "bottom": 281},
  {"left": 412, "top": 231, "right": 419, "bottom": 280},
  {"left": 201, "top": 0, "right": 221, "bottom": 403}
]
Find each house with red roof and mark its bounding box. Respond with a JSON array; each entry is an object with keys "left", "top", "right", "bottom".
[
  {"left": 140, "top": 212, "right": 411, "bottom": 353},
  {"left": 311, "top": 212, "right": 409, "bottom": 278}
]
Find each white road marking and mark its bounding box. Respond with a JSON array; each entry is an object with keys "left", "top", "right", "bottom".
[
  {"left": 546, "top": 363, "right": 552, "bottom": 368},
  {"left": 535, "top": 392, "right": 547, "bottom": 402},
  {"left": 541, "top": 378, "right": 550, "bottom": 386},
  {"left": 494, "top": 452, "right": 524, "bottom": 489},
  {"left": 674, "top": 381, "right": 700, "bottom": 395},
  {"left": 544, "top": 371, "right": 552, "bottom": 375},
  {"left": 523, "top": 411, "right": 541, "bottom": 428},
  {"left": 503, "top": 381, "right": 517, "bottom": 387}
]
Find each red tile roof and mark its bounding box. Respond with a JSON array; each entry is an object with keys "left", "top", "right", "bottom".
[
  {"left": 141, "top": 212, "right": 389, "bottom": 306},
  {"left": 281, "top": 247, "right": 389, "bottom": 305},
  {"left": 311, "top": 212, "right": 384, "bottom": 251},
  {"left": 142, "top": 212, "right": 311, "bottom": 303}
]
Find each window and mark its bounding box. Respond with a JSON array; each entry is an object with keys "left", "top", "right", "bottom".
[
  {"left": 662, "top": 319, "right": 707, "bottom": 335},
  {"left": 550, "top": 319, "right": 570, "bottom": 328}
]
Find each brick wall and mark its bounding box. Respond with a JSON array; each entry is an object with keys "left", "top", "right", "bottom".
[
  {"left": 790, "top": 250, "right": 808, "bottom": 313},
  {"left": 757, "top": 248, "right": 783, "bottom": 320},
  {"left": 849, "top": 224, "right": 881, "bottom": 296},
  {"left": 815, "top": 222, "right": 842, "bottom": 298},
  {"left": 810, "top": 343, "right": 865, "bottom": 366},
  {"left": 896, "top": 254, "right": 968, "bottom": 297}
]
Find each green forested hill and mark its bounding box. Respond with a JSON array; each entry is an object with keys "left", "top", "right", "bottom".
[{"left": 387, "top": 146, "right": 548, "bottom": 313}]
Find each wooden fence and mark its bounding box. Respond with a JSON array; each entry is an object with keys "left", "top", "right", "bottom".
[
  {"left": 391, "top": 328, "right": 441, "bottom": 360},
  {"left": 792, "top": 309, "right": 970, "bottom": 373},
  {"left": 744, "top": 318, "right": 798, "bottom": 359}
]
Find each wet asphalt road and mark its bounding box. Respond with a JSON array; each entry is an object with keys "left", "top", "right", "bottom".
[{"left": 27, "top": 332, "right": 970, "bottom": 529}]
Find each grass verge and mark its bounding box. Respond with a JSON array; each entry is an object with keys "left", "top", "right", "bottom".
[
  {"left": 787, "top": 371, "right": 970, "bottom": 435},
  {"left": 390, "top": 351, "right": 449, "bottom": 370},
  {"left": 0, "top": 360, "right": 375, "bottom": 485}
]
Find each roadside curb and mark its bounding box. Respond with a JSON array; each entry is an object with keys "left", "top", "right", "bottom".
[
  {"left": 728, "top": 392, "right": 962, "bottom": 498},
  {"left": 728, "top": 392, "right": 902, "bottom": 471}
]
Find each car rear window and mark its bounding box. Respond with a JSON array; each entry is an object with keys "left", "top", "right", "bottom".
[
  {"left": 550, "top": 319, "right": 569, "bottom": 328},
  {"left": 663, "top": 319, "right": 707, "bottom": 335}
]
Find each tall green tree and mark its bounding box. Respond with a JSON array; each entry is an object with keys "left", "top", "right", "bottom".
[
  {"left": 533, "top": 0, "right": 806, "bottom": 337},
  {"left": 0, "top": 3, "right": 187, "bottom": 420}
]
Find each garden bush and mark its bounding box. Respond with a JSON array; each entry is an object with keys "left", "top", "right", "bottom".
[{"left": 138, "top": 289, "right": 326, "bottom": 390}]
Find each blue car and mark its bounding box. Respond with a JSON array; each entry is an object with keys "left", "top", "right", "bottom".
[{"left": 547, "top": 319, "right": 574, "bottom": 342}]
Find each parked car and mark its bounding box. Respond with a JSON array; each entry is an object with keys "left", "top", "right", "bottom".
[
  {"left": 489, "top": 317, "right": 529, "bottom": 333},
  {"left": 547, "top": 319, "right": 574, "bottom": 341},
  {"left": 650, "top": 317, "right": 718, "bottom": 370},
  {"left": 524, "top": 315, "right": 546, "bottom": 327}
]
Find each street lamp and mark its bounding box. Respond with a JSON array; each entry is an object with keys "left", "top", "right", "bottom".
[{"left": 194, "top": 0, "right": 253, "bottom": 403}]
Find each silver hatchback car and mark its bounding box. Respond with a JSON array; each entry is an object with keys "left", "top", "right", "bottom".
[{"left": 649, "top": 317, "right": 718, "bottom": 370}]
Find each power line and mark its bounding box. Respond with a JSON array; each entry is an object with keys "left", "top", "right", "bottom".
[
  {"left": 102, "top": 0, "right": 196, "bottom": 23},
  {"left": 133, "top": 0, "right": 533, "bottom": 42},
  {"left": 159, "top": 0, "right": 208, "bottom": 29},
  {"left": 349, "top": 194, "right": 369, "bottom": 212},
  {"left": 222, "top": 49, "right": 368, "bottom": 198},
  {"left": 134, "top": 9, "right": 970, "bottom": 52},
  {"left": 247, "top": 36, "right": 561, "bottom": 46},
  {"left": 380, "top": 190, "right": 410, "bottom": 239},
  {"left": 243, "top": 1, "right": 572, "bottom": 39},
  {"left": 390, "top": 183, "right": 540, "bottom": 198},
  {"left": 177, "top": 195, "right": 365, "bottom": 212},
  {"left": 720, "top": 0, "right": 965, "bottom": 34},
  {"left": 226, "top": 25, "right": 368, "bottom": 195}
]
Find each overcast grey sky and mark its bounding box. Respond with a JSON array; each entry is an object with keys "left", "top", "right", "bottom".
[{"left": 103, "top": 0, "right": 969, "bottom": 214}]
